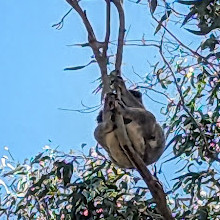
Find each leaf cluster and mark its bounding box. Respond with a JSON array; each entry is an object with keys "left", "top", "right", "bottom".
[
  {"left": 177, "top": 0, "right": 220, "bottom": 35},
  {"left": 0, "top": 148, "right": 162, "bottom": 220}
]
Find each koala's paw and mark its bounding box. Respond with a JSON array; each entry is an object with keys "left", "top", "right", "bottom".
[
  {"left": 115, "top": 100, "right": 126, "bottom": 114},
  {"left": 105, "top": 93, "right": 116, "bottom": 110},
  {"left": 112, "top": 76, "right": 126, "bottom": 92}
]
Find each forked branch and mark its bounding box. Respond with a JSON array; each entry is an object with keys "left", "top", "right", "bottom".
[
  {"left": 66, "top": 0, "right": 110, "bottom": 94},
  {"left": 66, "top": 0, "right": 96, "bottom": 43}
]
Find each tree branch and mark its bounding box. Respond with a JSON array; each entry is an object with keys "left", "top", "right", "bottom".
[
  {"left": 112, "top": 0, "right": 125, "bottom": 75},
  {"left": 114, "top": 102, "right": 174, "bottom": 220},
  {"left": 66, "top": 1, "right": 96, "bottom": 42},
  {"left": 103, "top": 0, "right": 111, "bottom": 57},
  {"left": 65, "top": 0, "right": 111, "bottom": 95}
]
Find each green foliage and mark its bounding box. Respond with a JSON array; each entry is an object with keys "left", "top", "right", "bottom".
[
  {"left": 140, "top": 0, "right": 220, "bottom": 218},
  {"left": 0, "top": 147, "right": 163, "bottom": 219},
  {"left": 0, "top": 0, "right": 220, "bottom": 219},
  {"left": 177, "top": 0, "right": 220, "bottom": 35},
  {"left": 201, "top": 34, "right": 219, "bottom": 51}
]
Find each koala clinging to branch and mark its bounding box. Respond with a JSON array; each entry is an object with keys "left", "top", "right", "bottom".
[
  {"left": 95, "top": 91, "right": 144, "bottom": 168},
  {"left": 94, "top": 76, "right": 165, "bottom": 168}
]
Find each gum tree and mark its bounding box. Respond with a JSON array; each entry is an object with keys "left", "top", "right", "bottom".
[{"left": 0, "top": 0, "right": 219, "bottom": 219}]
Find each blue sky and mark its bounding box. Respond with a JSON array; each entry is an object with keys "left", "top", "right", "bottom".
[
  {"left": 0, "top": 0, "right": 157, "bottom": 160},
  {"left": 0, "top": 0, "right": 197, "bottom": 187}
]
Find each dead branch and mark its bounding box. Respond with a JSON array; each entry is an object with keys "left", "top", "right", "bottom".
[{"left": 112, "top": 0, "right": 125, "bottom": 75}]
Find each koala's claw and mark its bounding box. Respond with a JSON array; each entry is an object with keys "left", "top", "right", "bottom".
[{"left": 115, "top": 100, "right": 126, "bottom": 114}]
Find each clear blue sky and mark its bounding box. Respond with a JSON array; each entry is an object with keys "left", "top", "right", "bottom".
[{"left": 0, "top": 0, "right": 195, "bottom": 184}]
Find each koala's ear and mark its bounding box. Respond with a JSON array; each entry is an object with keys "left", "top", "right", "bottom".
[{"left": 129, "top": 90, "right": 142, "bottom": 99}]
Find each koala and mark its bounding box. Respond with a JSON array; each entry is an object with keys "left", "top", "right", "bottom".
[{"left": 94, "top": 76, "right": 165, "bottom": 168}]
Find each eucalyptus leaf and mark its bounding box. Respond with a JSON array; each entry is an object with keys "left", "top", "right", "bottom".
[
  {"left": 154, "top": 10, "right": 171, "bottom": 35},
  {"left": 64, "top": 60, "right": 96, "bottom": 71},
  {"left": 150, "top": 0, "right": 157, "bottom": 14},
  {"left": 177, "top": 0, "right": 201, "bottom": 5}
]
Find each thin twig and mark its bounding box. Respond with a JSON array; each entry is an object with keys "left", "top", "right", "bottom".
[
  {"left": 152, "top": 15, "right": 201, "bottom": 58},
  {"left": 127, "top": 0, "right": 148, "bottom": 5},
  {"left": 140, "top": 86, "right": 174, "bottom": 102},
  {"left": 58, "top": 105, "right": 101, "bottom": 113},
  {"left": 52, "top": 8, "right": 73, "bottom": 30},
  {"left": 144, "top": 91, "right": 167, "bottom": 106}
]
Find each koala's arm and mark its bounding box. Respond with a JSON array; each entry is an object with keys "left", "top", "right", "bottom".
[
  {"left": 116, "top": 101, "right": 156, "bottom": 138},
  {"left": 94, "top": 116, "right": 135, "bottom": 168},
  {"left": 94, "top": 93, "right": 117, "bottom": 153},
  {"left": 94, "top": 120, "right": 114, "bottom": 151},
  {"left": 113, "top": 76, "right": 144, "bottom": 108}
]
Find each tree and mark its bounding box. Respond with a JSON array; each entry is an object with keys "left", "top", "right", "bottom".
[{"left": 0, "top": 0, "right": 219, "bottom": 219}]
